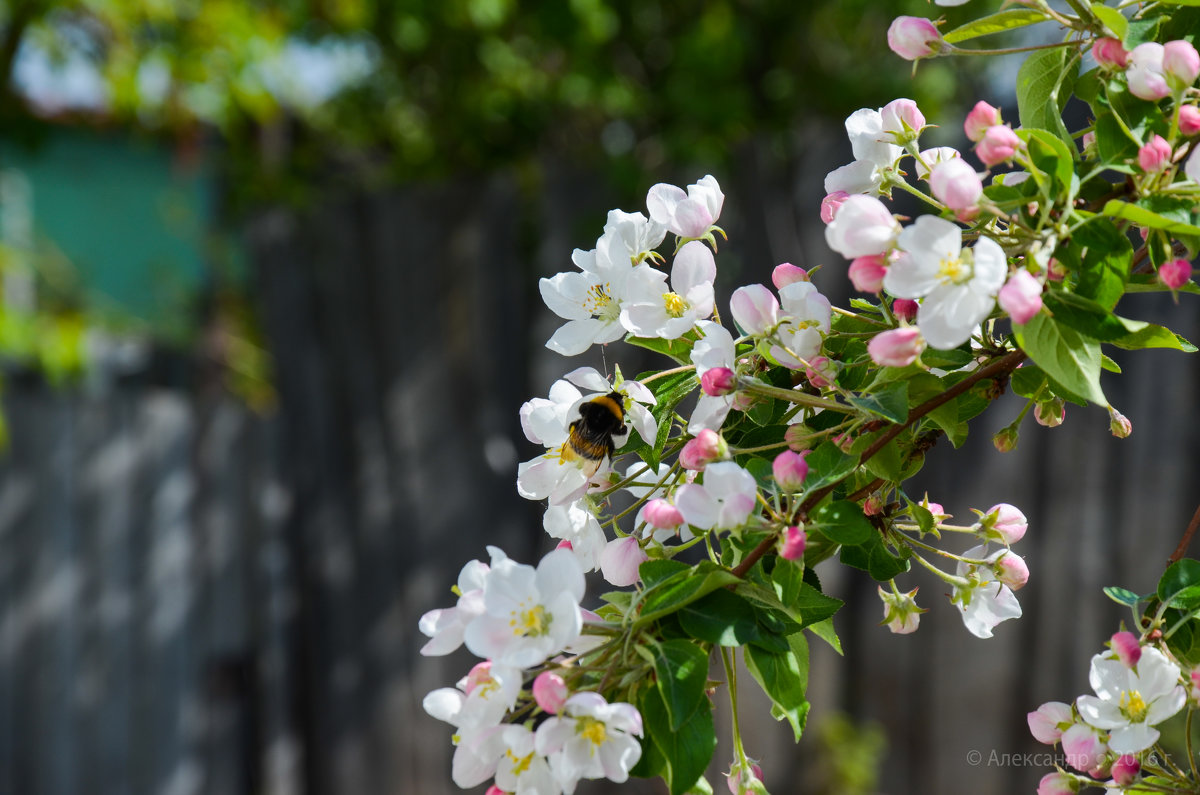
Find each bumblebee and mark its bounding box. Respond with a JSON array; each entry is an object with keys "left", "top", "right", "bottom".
[{"left": 563, "top": 391, "right": 628, "bottom": 477}]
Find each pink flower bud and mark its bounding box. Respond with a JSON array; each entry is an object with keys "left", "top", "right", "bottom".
[
  {"left": 532, "top": 671, "right": 568, "bottom": 714},
  {"left": 1190, "top": 668, "right": 1200, "bottom": 703},
  {"left": 1159, "top": 257, "right": 1193, "bottom": 290},
  {"left": 726, "top": 762, "right": 765, "bottom": 795},
  {"left": 867, "top": 327, "right": 924, "bottom": 367},
  {"left": 976, "top": 124, "right": 1022, "bottom": 167},
  {"left": 1180, "top": 105, "right": 1200, "bottom": 136},
  {"left": 771, "top": 262, "right": 809, "bottom": 288},
  {"left": 1128, "top": 43, "right": 1170, "bottom": 101},
  {"left": 984, "top": 503, "right": 1028, "bottom": 544},
  {"left": 964, "top": 100, "right": 1002, "bottom": 142},
  {"left": 599, "top": 536, "right": 647, "bottom": 587},
  {"left": 1110, "top": 631, "right": 1142, "bottom": 668},
  {"left": 803, "top": 356, "right": 837, "bottom": 389},
  {"left": 1046, "top": 258, "right": 1068, "bottom": 282},
  {"left": 643, "top": 497, "right": 684, "bottom": 530},
  {"left": 887, "top": 16, "right": 944, "bottom": 61},
  {"left": 1092, "top": 37, "right": 1129, "bottom": 69},
  {"left": 848, "top": 254, "right": 888, "bottom": 293},
  {"left": 784, "top": 424, "right": 811, "bottom": 451},
  {"left": 1081, "top": 130, "right": 1097, "bottom": 154},
  {"left": 464, "top": 661, "right": 494, "bottom": 694},
  {"left": 1037, "top": 772, "right": 1078, "bottom": 795},
  {"left": 820, "top": 191, "right": 849, "bottom": 224},
  {"left": 1164, "top": 40, "right": 1200, "bottom": 87},
  {"left": 878, "top": 585, "right": 923, "bottom": 634},
  {"left": 1108, "top": 406, "right": 1132, "bottom": 438},
  {"left": 998, "top": 269, "right": 1043, "bottom": 324},
  {"left": 1027, "top": 701, "right": 1073, "bottom": 745},
  {"left": 731, "top": 392, "right": 757, "bottom": 412},
  {"left": 929, "top": 158, "right": 983, "bottom": 211},
  {"left": 772, "top": 450, "right": 809, "bottom": 492},
  {"left": 1112, "top": 755, "right": 1140, "bottom": 787},
  {"left": 556, "top": 539, "right": 574, "bottom": 551},
  {"left": 993, "top": 425, "right": 1018, "bottom": 453},
  {"left": 892, "top": 298, "right": 918, "bottom": 321},
  {"left": 1034, "top": 398, "right": 1065, "bottom": 428},
  {"left": 1138, "top": 134, "right": 1172, "bottom": 172},
  {"left": 701, "top": 367, "right": 737, "bottom": 396},
  {"left": 730, "top": 284, "right": 781, "bottom": 336},
  {"left": 1061, "top": 723, "right": 1106, "bottom": 774},
  {"left": 824, "top": 194, "right": 900, "bottom": 259},
  {"left": 485, "top": 786, "right": 509, "bottom": 795},
  {"left": 994, "top": 551, "right": 1029, "bottom": 590},
  {"left": 779, "top": 526, "right": 807, "bottom": 561},
  {"left": 680, "top": 429, "right": 725, "bottom": 470},
  {"left": 881, "top": 98, "right": 926, "bottom": 143}
]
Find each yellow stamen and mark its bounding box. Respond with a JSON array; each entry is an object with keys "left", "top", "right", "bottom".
[
  {"left": 662, "top": 292, "right": 688, "bottom": 317},
  {"left": 577, "top": 716, "right": 608, "bottom": 747},
  {"left": 509, "top": 603, "right": 551, "bottom": 637},
  {"left": 505, "top": 749, "right": 534, "bottom": 776},
  {"left": 1120, "top": 690, "right": 1149, "bottom": 723}
]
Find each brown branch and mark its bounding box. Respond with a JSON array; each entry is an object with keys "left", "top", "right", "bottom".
[
  {"left": 731, "top": 348, "right": 1028, "bottom": 579},
  {"left": 1168, "top": 504, "right": 1200, "bottom": 566}
]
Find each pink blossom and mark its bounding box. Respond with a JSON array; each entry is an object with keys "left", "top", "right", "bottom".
[
  {"left": 1081, "top": 130, "right": 1096, "bottom": 154},
  {"left": 680, "top": 429, "right": 725, "bottom": 470},
  {"left": 964, "top": 100, "right": 1001, "bottom": 142},
  {"left": 556, "top": 539, "right": 574, "bottom": 551},
  {"left": 599, "top": 536, "right": 647, "bottom": 587},
  {"left": 1164, "top": 40, "right": 1200, "bottom": 87},
  {"left": 824, "top": 194, "right": 900, "bottom": 259},
  {"left": 464, "top": 661, "right": 495, "bottom": 694},
  {"left": 485, "top": 787, "right": 509, "bottom": 795},
  {"left": 779, "top": 526, "right": 807, "bottom": 561},
  {"left": 984, "top": 503, "right": 1028, "bottom": 544},
  {"left": 1159, "top": 258, "right": 1193, "bottom": 289},
  {"left": 998, "top": 269, "right": 1043, "bottom": 324},
  {"left": 1180, "top": 105, "right": 1200, "bottom": 136},
  {"left": 1127, "top": 43, "right": 1170, "bottom": 101},
  {"left": 1047, "top": 258, "right": 1068, "bottom": 282},
  {"left": 1111, "top": 755, "right": 1140, "bottom": 787},
  {"left": 820, "top": 191, "right": 849, "bottom": 224},
  {"left": 993, "top": 425, "right": 1018, "bottom": 453},
  {"left": 701, "top": 367, "right": 737, "bottom": 397},
  {"left": 1027, "top": 701, "right": 1073, "bottom": 745},
  {"left": 730, "top": 284, "right": 781, "bottom": 335},
  {"left": 643, "top": 498, "right": 684, "bottom": 530},
  {"left": 804, "top": 356, "right": 837, "bottom": 388},
  {"left": 1138, "top": 134, "right": 1172, "bottom": 172},
  {"left": 1061, "top": 722, "right": 1107, "bottom": 774},
  {"left": 1109, "top": 406, "right": 1132, "bottom": 438},
  {"left": 772, "top": 450, "right": 809, "bottom": 492},
  {"left": 887, "top": 16, "right": 944, "bottom": 61},
  {"left": 1092, "top": 37, "right": 1129, "bottom": 69},
  {"left": 784, "top": 424, "right": 811, "bottom": 451},
  {"left": 863, "top": 496, "right": 884, "bottom": 516},
  {"left": 1034, "top": 398, "right": 1065, "bottom": 428},
  {"left": 892, "top": 298, "right": 918, "bottom": 321},
  {"left": 867, "top": 327, "right": 924, "bottom": 367},
  {"left": 726, "top": 762, "right": 765, "bottom": 795},
  {"left": 532, "top": 672, "right": 568, "bottom": 714},
  {"left": 994, "top": 551, "right": 1029, "bottom": 590},
  {"left": 976, "top": 124, "right": 1022, "bottom": 167},
  {"left": 848, "top": 254, "right": 888, "bottom": 293},
  {"left": 1110, "top": 631, "right": 1142, "bottom": 668},
  {"left": 929, "top": 158, "right": 982, "bottom": 211},
  {"left": 1036, "top": 772, "right": 1078, "bottom": 795},
  {"left": 772, "top": 263, "right": 809, "bottom": 288},
  {"left": 880, "top": 98, "right": 925, "bottom": 143}
]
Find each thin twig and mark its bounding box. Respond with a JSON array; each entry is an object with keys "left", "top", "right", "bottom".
[{"left": 1168, "top": 504, "right": 1200, "bottom": 565}]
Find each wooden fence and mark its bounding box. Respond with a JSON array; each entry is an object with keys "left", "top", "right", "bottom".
[{"left": 1, "top": 148, "right": 1199, "bottom": 794}]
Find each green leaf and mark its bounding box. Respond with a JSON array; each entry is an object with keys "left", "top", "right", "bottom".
[
  {"left": 942, "top": 9, "right": 1050, "bottom": 43},
  {"left": 1163, "top": 608, "right": 1200, "bottom": 666},
  {"left": 813, "top": 500, "right": 874, "bottom": 545},
  {"left": 1091, "top": 4, "right": 1128, "bottom": 39},
  {"left": 625, "top": 333, "right": 696, "bottom": 364},
  {"left": 1103, "top": 586, "right": 1144, "bottom": 607},
  {"left": 1103, "top": 199, "right": 1200, "bottom": 237},
  {"left": 1014, "top": 313, "right": 1107, "bottom": 406},
  {"left": 651, "top": 639, "right": 710, "bottom": 731},
  {"left": 1042, "top": 292, "right": 1132, "bottom": 342},
  {"left": 641, "top": 559, "right": 690, "bottom": 588},
  {"left": 802, "top": 441, "right": 857, "bottom": 492},
  {"left": 847, "top": 380, "right": 909, "bottom": 424},
  {"left": 640, "top": 687, "right": 717, "bottom": 795},
  {"left": 839, "top": 534, "right": 911, "bottom": 582},
  {"left": 1016, "top": 47, "right": 1078, "bottom": 149},
  {"left": 1093, "top": 111, "right": 1138, "bottom": 164},
  {"left": 919, "top": 347, "right": 974, "bottom": 369},
  {"left": 1122, "top": 16, "right": 1163, "bottom": 49},
  {"left": 1158, "top": 559, "right": 1200, "bottom": 610},
  {"left": 1011, "top": 364, "right": 1048, "bottom": 399},
  {"left": 1111, "top": 323, "right": 1197, "bottom": 352},
  {"left": 1072, "top": 216, "right": 1133, "bottom": 309},
  {"left": 679, "top": 590, "right": 762, "bottom": 646},
  {"left": 861, "top": 438, "right": 904, "bottom": 482},
  {"left": 806, "top": 617, "right": 842, "bottom": 655},
  {"left": 737, "top": 580, "right": 842, "bottom": 629},
  {"left": 744, "top": 639, "right": 810, "bottom": 742},
  {"left": 772, "top": 558, "right": 805, "bottom": 606},
  {"left": 637, "top": 562, "right": 742, "bottom": 626}
]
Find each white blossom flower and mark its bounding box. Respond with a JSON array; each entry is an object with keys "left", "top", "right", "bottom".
[
  {"left": 494, "top": 725, "right": 562, "bottom": 795},
  {"left": 422, "top": 660, "right": 523, "bottom": 730},
  {"left": 536, "top": 692, "right": 643, "bottom": 792},
  {"left": 598, "top": 209, "right": 667, "bottom": 267},
  {"left": 540, "top": 243, "right": 639, "bottom": 356},
  {"left": 689, "top": 320, "right": 737, "bottom": 434},
  {"left": 824, "top": 194, "right": 901, "bottom": 259},
  {"left": 883, "top": 215, "right": 1007, "bottom": 349},
  {"left": 769, "top": 281, "right": 832, "bottom": 369},
  {"left": 543, "top": 500, "right": 607, "bottom": 572},
  {"left": 463, "top": 548, "right": 586, "bottom": 669},
  {"left": 824, "top": 107, "right": 904, "bottom": 195},
  {"left": 675, "top": 461, "right": 758, "bottom": 531},
  {"left": 419, "top": 547, "right": 506, "bottom": 656},
  {"left": 952, "top": 544, "right": 1023, "bottom": 638},
  {"left": 1077, "top": 646, "right": 1186, "bottom": 753},
  {"left": 647, "top": 175, "right": 725, "bottom": 239},
  {"left": 621, "top": 240, "right": 716, "bottom": 338}
]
